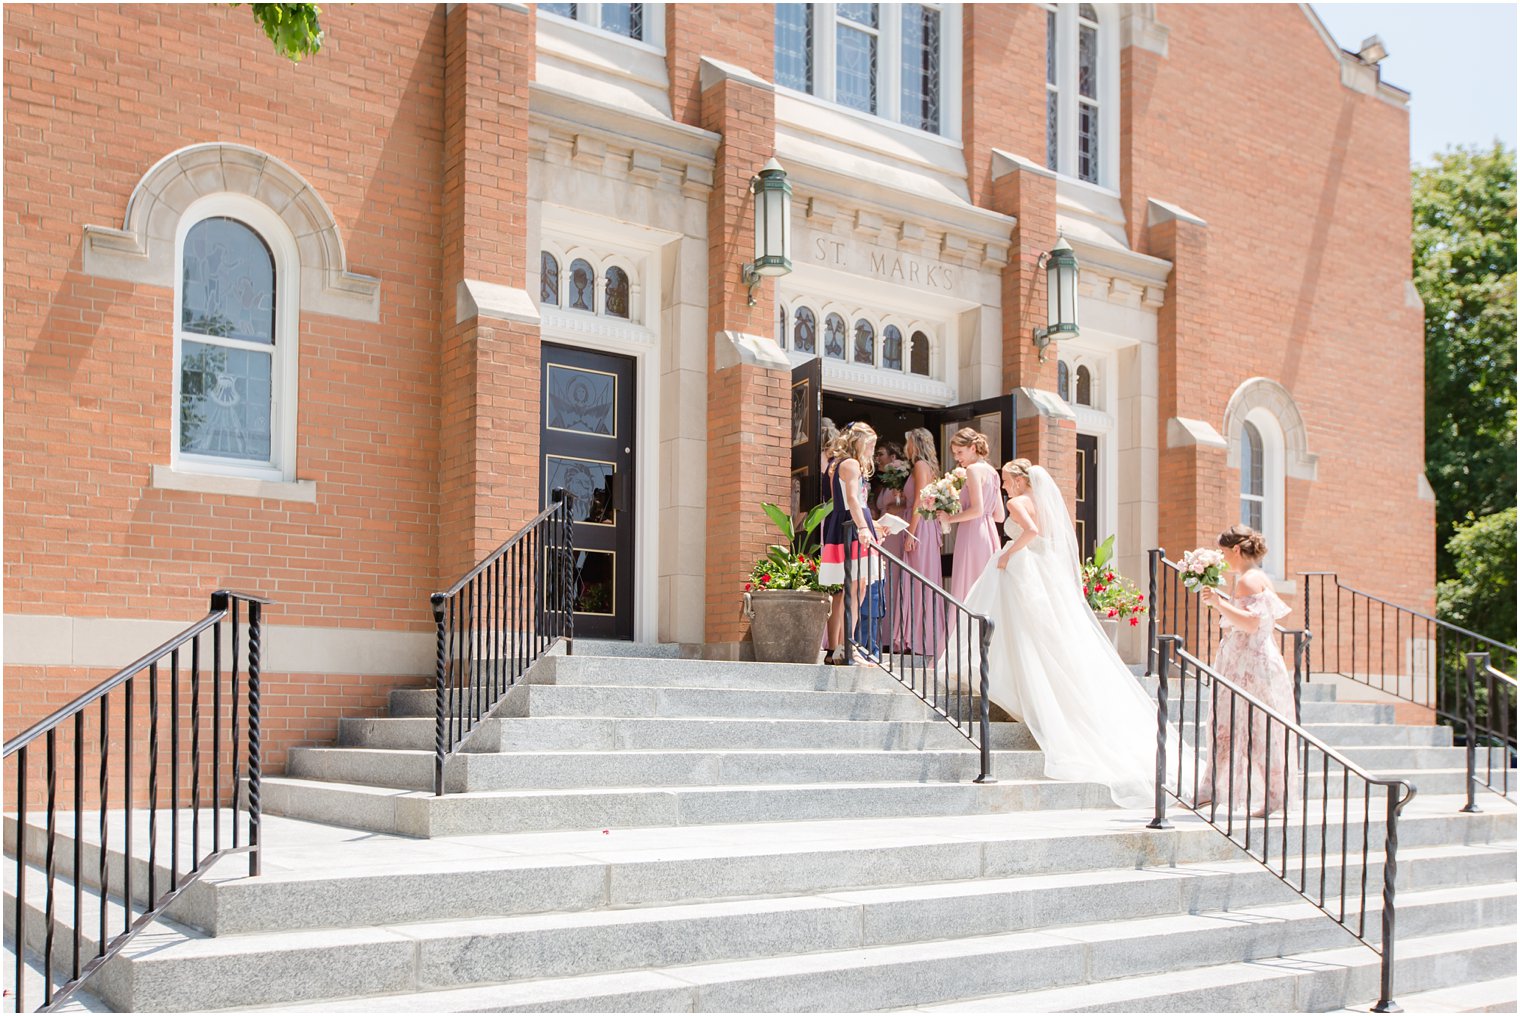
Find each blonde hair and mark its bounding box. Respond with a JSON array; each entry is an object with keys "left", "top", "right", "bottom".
[
  {"left": 1001, "top": 458, "right": 1033, "bottom": 483},
  {"left": 950, "top": 427, "right": 990, "bottom": 459},
  {"left": 827, "top": 422, "right": 878, "bottom": 478},
  {"left": 903, "top": 427, "right": 940, "bottom": 476},
  {"left": 820, "top": 416, "right": 840, "bottom": 450},
  {"left": 1218, "top": 523, "right": 1267, "bottom": 561}
]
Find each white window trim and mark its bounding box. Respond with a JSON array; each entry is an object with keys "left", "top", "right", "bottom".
[
  {"left": 1044, "top": 3, "right": 1119, "bottom": 189},
  {"left": 1241, "top": 408, "right": 1286, "bottom": 581},
  {"left": 777, "top": 3, "right": 963, "bottom": 142},
  {"left": 171, "top": 193, "right": 300, "bottom": 484},
  {"left": 538, "top": 3, "right": 665, "bottom": 54}
]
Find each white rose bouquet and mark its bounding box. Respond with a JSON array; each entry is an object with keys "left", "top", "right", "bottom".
[
  {"left": 916, "top": 470, "right": 966, "bottom": 536},
  {"left": 1179, "top": 547, "right": 1228, "bottom": 592}
]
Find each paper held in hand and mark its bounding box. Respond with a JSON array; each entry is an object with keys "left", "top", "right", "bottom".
[{"left": 874, "top": 514, "right": 909, "bottom": 536}]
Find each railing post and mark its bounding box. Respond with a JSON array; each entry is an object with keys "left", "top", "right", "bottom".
[
  {"left": 1372, "top": 782, "right": 1408, "bottom": 1012},
  {"left": 1147, "top": 634, "right": 1173, "bottom": 830},
  {"left": 1461, "top": 653, "right": 1483, "bottom": 814},
  {"left": 974, "top": 617, "right": 995, "bottom": 784},
  {"left": 1146, "top": 548, "right": 1162, "bottom": 677},
  {"left": 1292, "top": 630, "right": 1305, "bottom": 725},
  {"left": 554, "top": 488, "right": 575, "bottom": 656},
  {"left": 246, "top": 598, "right": 263, "bottom": 878},
  {"left": 842, "top": 518, "right": 855, "bottom": 666},
  {"left": 431, "top": 593, "right": 448, "bottom": 797}
]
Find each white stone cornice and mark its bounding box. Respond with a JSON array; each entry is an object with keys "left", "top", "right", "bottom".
[
  {"left": 1298, "top": 3, "right": 1411, "bottom": 109},
  {"left": 1063, "top": 235, "right": 1172, "bottom": 312},
  {"left": 1118, "top": 4, "right": 1170, "bottom": 57},
  {"left": 1167, "top": 417, "right": 1228, "bottom": 450},
  {"left": 1147, "top": 198, "right": 1207, "bottom": 229},
  {"left": 457, "top": 280, "right": 540, "bottom": 326},
  {"left": 698, "top": 57, "right": 772, "bottom": 93}
]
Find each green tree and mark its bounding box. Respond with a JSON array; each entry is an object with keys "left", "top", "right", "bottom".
[
  {"left": 242, "top": 3, "right": 323, "bottom": 62},
  {"left": 1412, "top": 143, "right": 1516, "bottom": 580},
  {"left": 1437, "top": 507, "right": 1517, "bottom": 650}
]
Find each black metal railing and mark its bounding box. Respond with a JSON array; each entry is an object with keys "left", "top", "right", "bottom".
[
  {"left": 3, "top": 590, "right": 269, "bottom": 1013},
  {"left": 1460, "top": 653, "right": 1516, "bottom": 808},
  {"left": 1301, "top": 571, "right": 1517, "bottom": 733},
  {"left": 1148, "top": 550, "right": 1311, "bottom": 722},
  {"left": 1149, "top": 634, "right": 1416, "bottom": 1013},
  {"left": 841, "top": 520, "right": 995, "bottom": 782},
  {"left": 430, "top": 492, "right": 575, "bottom": 796}
]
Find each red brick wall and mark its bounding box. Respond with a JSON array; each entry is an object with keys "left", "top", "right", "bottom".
[{"left": 666, "top": 4, "right": 775, "bottom": 130}]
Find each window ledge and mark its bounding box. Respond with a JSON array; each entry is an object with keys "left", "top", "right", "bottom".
[{"left": 151, "top": 465, "right": 317, "bottom": 503}]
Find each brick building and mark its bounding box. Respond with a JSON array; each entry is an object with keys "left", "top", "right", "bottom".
[{"left": 4, "top": 3, "right": 1432, "bottom": 768}]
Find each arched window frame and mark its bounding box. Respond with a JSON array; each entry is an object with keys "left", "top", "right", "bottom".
[
  {"left": 1043, "top": 3, "right": 1119, "bottom": 189},
  {"left": 172, "top": 193, "right": 300, "bottom": 482},
  {"left": 1223, "top": 377, "right": 1320, "bottom": 583},
  {"left": 542, "top": 244, "right": 644, "bottom": 325},
  {"left": 1057, "top": 359, "right": 1071, "bottom": 402},
  {"left": 1239, "top": 409, "right": 1285, "bottom": 579}
]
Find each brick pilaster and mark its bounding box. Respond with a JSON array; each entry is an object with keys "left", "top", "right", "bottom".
[{"left": 438, "top": 3, "right": 540, "bottom": 582}]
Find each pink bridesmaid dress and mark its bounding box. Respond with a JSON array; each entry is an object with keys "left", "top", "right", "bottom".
[
  {"left": 874, "top": 484, "right": 909, "bottom": 559},
  {"left": 894, "top": 466, "right": 946, "bottom": 654},
  {"left": 949, "top": 465, "right": 1003, "bottom": 602}
]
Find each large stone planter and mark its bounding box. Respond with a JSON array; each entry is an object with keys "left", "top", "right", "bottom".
[
  {"left": 744, "top": 589, "right": 832, "bottom": 664},
  {"left": 1094, "top": 612, "right": 1120, "bottom": 650}
]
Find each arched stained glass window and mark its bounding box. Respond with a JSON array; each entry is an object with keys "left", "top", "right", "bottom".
[
  {"left": 1240, "top": 421, "right": 1264, "bottom": 531},
  {"left": 568, "top": 259, "right": 595, "bottom": 312},
  {"left": 881, "top": 325, "right": 903, "bottom": 371},
  {"left": 1075, "top": 364, "right": 1092, "bottom": 406},
  {"left": 852, "top": 319, "right": 875, "bottom": 365},
  {"left": 540, "top": 252, "right": 560, "bottom": 306},
  {"left": 182, "top": 217, "right": 275, "bottom": 343},
  {"left": 909, "top": 330, "right": 930, "bottom": 376},
  {"left": 1058, "top": 360, "right": 1070, "bottom": 401},
  {"left": 604, "top": 266, "right": 629, "bottom": 318},
  {"left": 794, "top": 306, "right": 817, "bottom": 354},
  {"left": 778, "top": 304, "right": 789, "bottom": 349},
  {"left": 823, "top": 312, "right": 847, "bottom": 360}
]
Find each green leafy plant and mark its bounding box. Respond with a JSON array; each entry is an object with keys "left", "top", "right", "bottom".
[
  {"left": 1081, "top": 535, "right": 1147, "bottom": 627},
  {"left": 237, "top": 3, "right": 324, "bottom": 62},
  {"left": 746, "top": 500, "right": 832, "bottom": 592}
]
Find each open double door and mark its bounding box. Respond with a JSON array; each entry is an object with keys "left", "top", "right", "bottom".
[{"left": 789, "top": 357, "right": 1018, "bottom": 519}]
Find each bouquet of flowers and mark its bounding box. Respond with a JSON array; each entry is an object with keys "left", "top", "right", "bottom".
[
  {"left": 876, "top": 459, "right": 910, "bottom": 491},
  {"left": 916, "top": 469, "right": 966, "bottom": 536},
  {"left": 1178, "top": 547, "right": 1228, "bottom": 592},
  {"left": 1081, "top": 535, "right": 1148, "bottom": 627}
]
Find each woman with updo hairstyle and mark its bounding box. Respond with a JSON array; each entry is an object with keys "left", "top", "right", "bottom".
[
  {"left": 818, "top": 422, "right": 881, "bottom": 664},
  {"left": 894, "top": 427, "right": 946, "bottom": 654},
  {"left": 1198, "top": 523, "right": 1296, "bottom": 815},
  {"left": 938, "top": 427, "right": 1005, "bottom": 601}
]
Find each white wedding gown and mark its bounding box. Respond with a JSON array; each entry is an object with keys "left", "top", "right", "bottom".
[{"left": 959, "top": 468, "right": 1159, "bottom": 809}]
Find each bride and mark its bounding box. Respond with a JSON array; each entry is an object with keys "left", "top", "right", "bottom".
[{"left": 959, "top": 459, "right": 1158, "bottom": 810}]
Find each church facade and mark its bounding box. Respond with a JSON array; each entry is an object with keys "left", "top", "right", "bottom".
[{"left": 4, "top": 3, "right": 1431, "bottom": 768}]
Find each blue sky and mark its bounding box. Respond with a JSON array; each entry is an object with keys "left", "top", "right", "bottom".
[{"left": 1312, "top": 4, "right": 1517, "bottom": 164}]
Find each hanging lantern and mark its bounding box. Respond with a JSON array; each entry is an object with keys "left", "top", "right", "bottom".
[
  {"left": 743, "top": 158, "right": 792, "bottom": 305},
  {"left": 1033, "top": 237, "right": 1080, "bottom": 361}
]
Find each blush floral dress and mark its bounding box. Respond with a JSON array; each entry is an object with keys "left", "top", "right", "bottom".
[{"left": 1200, "top": 573, "right": 1297, "bottom": 815}]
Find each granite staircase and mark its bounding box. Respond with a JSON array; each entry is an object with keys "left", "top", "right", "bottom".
[{"left": 5, "top": 643, "right": 1514, "bottom": 1012}]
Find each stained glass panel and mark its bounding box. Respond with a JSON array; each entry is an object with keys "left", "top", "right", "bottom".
[
  {"left": 1078, "top": 101, "right": 1099, "bottom": 184},
  {"left": 1242, "top": 422, "right": 1264, "bottom": 495},
  {"left": 569, "top": 259, "right": 595, "bottom": 312},
  {"left": 823, "top": 313, "right": 848, "bottom": 360},
  {"left": 900, "top": 4, "right": 940, "bottom": 133},
  {"left": 546, "top": 364, "right": 617, "bottom": 437},
  {"left": 1058, "top": 360, "right": 1070, "bottom": 401},
  {"left": 601, "top": 3, "right": 642, "bottom": 40},
  {"left": 838, "top": 3, "right": 878, "bottom": 27},
  {"left": 539, "top": 3, "right": 576, "bottom": 17},
  {"left": 180, "top": 340, "right": 273, "bottom": 461},
  {"left": 540, "top": 252, "right": 560, "bottom": 306},
  {"left": 775, "top": 3, "right": 813, "bottom": 92},
  {"left": 546, "top": 455, "right": 616, "bottom": 526},
  {"left": 605, "top": 266, "right": 630, "bottom": 318},
  {"left": 794, "top": 306, "right": 817, "bottom": 354},
  {"left": 1046, "top": 9, "right": 1057, "bottom": 85},
  {"left": 181, "top": 218, "right": 275, "bottom": 344},
  {"left": 1078, "top": 22, "right": 1097, "bottom": 98},
  {"left": 909, "top": 330, "right": 930, "bottom": 376},
  {"left": 1241, "top": 497, "right": 1264, "bottom": 532},
  {"left": 1075, "top": 365, "right": 1092, "bottom": 406},
  {"left": 853, "top": 319, "right": 875, "bottom": 365},
  {"left": 778, "top": 304, "right": 788, "bottom": 349},
  {"left": 836, "top": 23, "right": 877, "bottom": 114},
  {"left": 1046, "top": 91, "right": 1059, "bottom": 172},
  {"left": 882, "top": 325, "right": 903, "bottom": 371},
  {"left": 1079, "top": 4, "right": 1098, "bottom": 22}
]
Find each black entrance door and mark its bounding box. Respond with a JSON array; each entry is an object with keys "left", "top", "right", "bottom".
[
  {"left": 1075, "top": 432, "right": 1098, "bottom": 561},
  {"left": 540, "top": 344, "right": 635, "bottom": 640},
  {"left": 790, "top": 357, "right": 822, "bottom": 519}
]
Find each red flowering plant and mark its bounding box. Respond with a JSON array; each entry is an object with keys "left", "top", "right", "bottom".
[
  {"left": 1081, "top": 535, "right": 1148, "bottom": 627},
  {"left": 746, "top": 500, "right": 832, "bottom": 593}
]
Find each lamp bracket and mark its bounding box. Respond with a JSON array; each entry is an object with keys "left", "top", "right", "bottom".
[
  {"left": 741, "top": 263, "right": 761, "bottom": 306},
  {"left": 1031, "top": 325, "right": 1052, "bottom": 363}
]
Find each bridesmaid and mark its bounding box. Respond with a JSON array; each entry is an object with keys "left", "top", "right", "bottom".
[
  {"left": 819, "top": 422, "right": 881, "bottom": 664},
  {"left": 938, "top": 428, "right": 1004, "bottom": 602},
  {"left": 896, "top": 427, "right": 946, "bottom": 655},
  {"left": 1198, "top": 525, "right": 1297, "bottom": 816},
  {"left": 872, "top": 440, "right": 910, "bottom": 560}
]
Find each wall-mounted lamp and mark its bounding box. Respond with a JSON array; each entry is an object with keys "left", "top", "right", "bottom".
[
  {"left": 741, "top": 158, "right": 792, "bottom": 306},
  {"left": 1032, "top": 236, "right": 1079, "bottom": 362}
]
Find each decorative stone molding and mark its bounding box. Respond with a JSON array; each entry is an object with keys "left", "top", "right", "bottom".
[
  {"left": 150, "top": 464, "right": 317, "bottom": 503},
  {"left": 1167, "top": 417, "right": 1228, "bottom": 450},
  {"left": 715, "top": 330, "right": 790, "bottom": 372},
  {"left": 541, "top": 306, "right": 656, "bottom": 348},
  {"left": 1147, "top": 198, "right": 1207, "bottom": 229},
  {"left": 698, "top": 56, "right": 773, "bottom": 94},
  {"left": 456, "top": 279, "right": 540, "bottom": 325},
  {"left": 1017, "top": 387, "right": 1079, "bottom": 423},
  {"left": 1118, "top": 4, "right": 1170, "bottom": 57},
  {"left": 1222, "top": 377, "right": 1320, "bottom": 480},
  {"left": 81, "top": 143, "right": 381, "bottom": 321},
  {"left": 1298, "top": 3, "right": 1410, "bottom": 109},
  {"left": 990, "top": 148, "right": 1059, "bottom": 183}
]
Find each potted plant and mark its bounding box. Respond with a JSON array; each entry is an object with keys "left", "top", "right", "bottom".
[
  {"left": 1082, "top": 535, "right": 1147, "bottom": 649},
  {"left": 742, "top": 500, "right": 834, "bottom": 663}
]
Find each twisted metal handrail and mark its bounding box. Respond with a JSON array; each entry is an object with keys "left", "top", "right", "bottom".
[
  {"left": 1149, "top": 634, "right": 1416, "bottom": 1013},
  {"left": 1460, "top": 653, "right": 1517, "bottom": 807},
  {"left": 840, "top": 520, "right": 995, "bottom": 782},
  {"left": 430, "top": 492, "right": 575, "bottom": 796},
  {"left": 4, "top": 590, "right": 270, "bottom": 1013}
]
